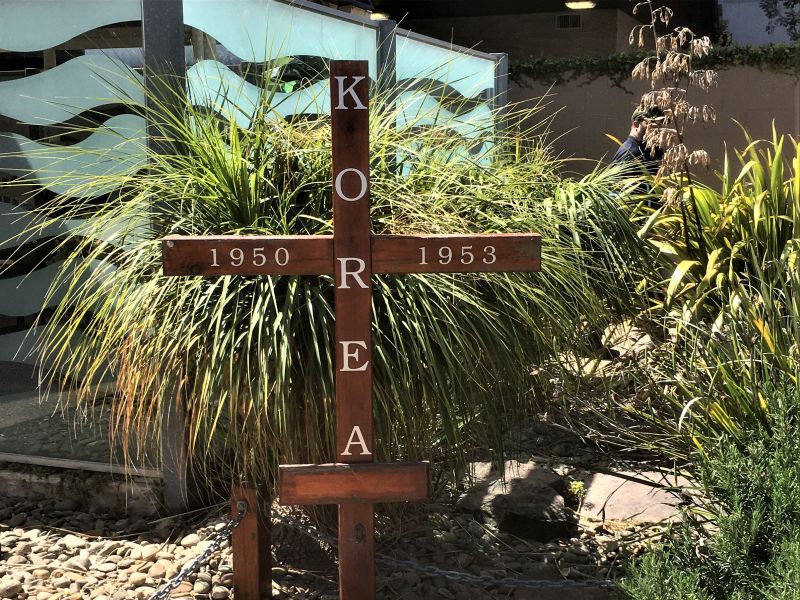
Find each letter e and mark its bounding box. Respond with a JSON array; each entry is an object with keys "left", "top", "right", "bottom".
[{"left": 340, "top": 341, "right": 369, "bottom": 371}]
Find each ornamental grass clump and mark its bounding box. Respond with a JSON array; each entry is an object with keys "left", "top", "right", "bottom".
[{"left": 3, "top": 61, "right": 652, "bottom": 491}]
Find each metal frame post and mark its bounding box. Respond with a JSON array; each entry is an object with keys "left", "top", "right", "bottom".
[
  {"left": 377, "top": 19, "right": 397, "bottom": 95},
  {"left": 141, "top": 0, "right": 190, "bottom": 513},
  {"left": 492, "top": 52, "right": 509, "bottom": 135}
]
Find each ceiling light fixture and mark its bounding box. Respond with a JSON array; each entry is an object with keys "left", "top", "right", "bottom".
[
  {"left": 369, "top": 11, "right": 390, "bottom": 20},
  {"left": 565, "top": 1, "right": 597, "bottom": 8}
]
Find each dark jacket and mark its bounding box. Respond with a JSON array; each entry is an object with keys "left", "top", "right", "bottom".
[{"left": 611, "top": 136, "right": 662, "bottom": 177}]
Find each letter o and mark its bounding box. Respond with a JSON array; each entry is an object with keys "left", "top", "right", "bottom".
[{"left": 334, "top": 168, "right": 368, "bottom": 202}]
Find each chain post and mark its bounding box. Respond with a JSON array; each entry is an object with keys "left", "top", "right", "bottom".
[{"left": 232, "top": 482, "right": 272, "bottom": 599}]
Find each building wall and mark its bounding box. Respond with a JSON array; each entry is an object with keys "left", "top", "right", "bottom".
[
  {"left": 509, "top": 66, "right": 800, "bottom": 182},
  {"left": 616, "top": 10, "right": 641, "bottom": 51},
  {"left": 719, "top": 0, "right": 792, "bottom": 45},
  {"left": 397, "top": 9, "right": 636, "bottom": 59}
]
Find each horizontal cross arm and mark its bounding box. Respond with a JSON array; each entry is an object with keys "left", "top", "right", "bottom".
[
  {"left": 161, "top": 235, "right": 333, "bottom": 276},
  {"left": 161, "top": 232, "right": 541, "bottom": 277},
  {"left": 371, "top": 234, "right": 541, "bottom": 274},
  {"left": 278, "top": 462, "right": 429, "bottom": 505}
]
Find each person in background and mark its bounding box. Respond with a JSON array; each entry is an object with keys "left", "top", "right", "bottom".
[
  {"left": 612, "top": 105, "right": 665, "bottom": 175},
  {"left": 611, "top": 105, "right": 666, "bottom": 206}
]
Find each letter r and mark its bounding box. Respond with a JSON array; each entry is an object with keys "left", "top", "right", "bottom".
[{"left": 337, "top": 257, "right": 369, "bottom": 289}]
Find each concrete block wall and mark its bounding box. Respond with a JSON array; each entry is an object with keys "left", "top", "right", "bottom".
[{"left": 510, "top": 66, "right": 800, "bottom": 182}]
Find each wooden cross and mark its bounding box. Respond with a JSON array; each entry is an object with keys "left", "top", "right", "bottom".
[{"left": 161, "top": 60, "right": 541, "bottom": 599}]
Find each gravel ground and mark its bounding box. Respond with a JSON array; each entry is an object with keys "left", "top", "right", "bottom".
[{"left": 0, "top": 489, "right": 669, "bottom": 600}]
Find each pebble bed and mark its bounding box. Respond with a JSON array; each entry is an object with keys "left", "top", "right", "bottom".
[{"left": 0, "top": 493, "right": 668, "bottom": 599}]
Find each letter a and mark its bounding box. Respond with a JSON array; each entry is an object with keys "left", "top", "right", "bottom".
[
  {"left": 334, "top": 76, "right": 367, "bottom": 110},
  {"left": 341, "top": 425, "right": 371, "bottom": 456}
]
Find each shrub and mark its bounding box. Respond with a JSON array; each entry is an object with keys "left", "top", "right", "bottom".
[{"left": 620, "top": 383, "right": 800, "bottom": 600}]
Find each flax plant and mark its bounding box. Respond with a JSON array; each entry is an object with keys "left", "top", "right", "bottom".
[
  {"left": 598, "top": 132, "right": 800, "bottom": 459},
  {"left": 5, "top": 61, "right": 651, "bottom": 492}
]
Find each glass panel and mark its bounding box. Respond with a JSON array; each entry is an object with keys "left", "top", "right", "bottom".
[
  {"left": 395, "top": 34, "right": 495, "bottom": 100},
  {"left": 184, "top": 0, "right": 378, "bottom": 76},
  {"left": 0, "top": 55, "right": 144, "bottom": 125},
  {"left": 188, "top": 60, "right": 330, "bottom": 126},
  {"left": 0, "top": 0, "right": 141, "bottom": 52},
  {"left": 0, "top": 114, "right": 146, "bottom": 197},
  {"left": 393, "top": 34, "right": 496, "bottom": 163},
  {"left": 0, "top": 1, "right": 151, "bottom": 472},
  {"left": 0, "top": 383, "right": 157, "bottom": 468}
]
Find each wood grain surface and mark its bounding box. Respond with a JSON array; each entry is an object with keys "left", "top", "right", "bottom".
[{"left": 278, "top": 462, "right": 429, "bottom": 504}]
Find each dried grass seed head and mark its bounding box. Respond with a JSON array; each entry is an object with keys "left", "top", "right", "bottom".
[
  {"left": 689, "top": 70, "right": 718, "bottom": 91},
  {"left": 662, "top": 187, "right": 680, "bottom": 208},
  {"left": 692, "top": 36, "right": 712, "bottom": 58},
  {"left": 657, "top": 6, "right": 674, "bottom": 25},
  {"left": 633, "top": 58, "right": 651, "bottom": 81},
  {"left": 646, "top": 126, "right": 678, "bottom": 149},
  {"left": 688, "top": 149, "right": 711, "bottom": 168},
  {"left": 664, "top": 143, "right": 688, "bottom": 172}
]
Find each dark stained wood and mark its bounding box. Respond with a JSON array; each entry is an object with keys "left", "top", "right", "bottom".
[
  {"left": 330, "top": 59, "right": 376, "bottom": 600},
  {"left": 161, "top": 235, "right": 334, "bottom": 276},
  {"left": 231, "top": 483, "right": 271, "bottom": 600},
  {"left": 331, "top": 60, "right": 373, "bottom": 465},
  {"left": 372, "top": 233, "right": 541, "bottom": 274},
  {"left": 339, "top": 504, "right": 374, "bottom": 595},
  {"left": 161, "top": 233, "right": 541, "bottom": 277},
  {"left": 278, "top": 462, "right": 429, "bottom": 504}
]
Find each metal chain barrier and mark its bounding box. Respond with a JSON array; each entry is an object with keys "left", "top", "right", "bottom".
[
  {"left": 129, "top": 499, "right": 613, "bottom": 598},
  {"left": 270, "top": 509, "right": 616, "bottom": 592},
  {"left": 147, "top": 500, "right": 248, "bottom": 600}
]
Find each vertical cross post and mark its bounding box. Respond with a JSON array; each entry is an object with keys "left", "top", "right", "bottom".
[{"left": 331, "top": 60, "right": 376, "bottom": 597}]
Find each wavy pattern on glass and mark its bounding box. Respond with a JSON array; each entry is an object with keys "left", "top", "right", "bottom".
[
  {"left": 395, "top": 34, "right": 496, "bottom": 101},
  {"left": 188, "top": 59, "right": 494, "bottom": 141},
  {"left": 0, "top": 327, "right": 45, "bottom": 365},
  {"left": 0, "top": 55, "right": 143, "bottom": 125},
  {"left": 0, "top": 326, "right": 98, "bottom": 379},
  {"left": 188, "top": 60, "right": 330, "bottom": 127},
  {"left": 0, "top": 202, "right": 85, "bottom": 250},
  {"left": 0, "top": 259, "right": 115, "bottom": 317},
  {"left": 0, "top": 0, "right": 141, "bottom": 52},
  {"left": 396, "top": 93, "right": 493, "bottom": 138},
  {"left": 0, "top": 202, "right": 146, "bottom": 253},
  {"left": 0, "top": 114, "right": 146, "bottom": 197},
  {"left": 184, "top": 0, "right": 377, "bottom": 75},
  {"left": 395, "top": 78, "right": 492, "bottom": 116}
]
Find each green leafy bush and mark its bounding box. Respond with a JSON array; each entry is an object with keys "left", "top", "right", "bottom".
[
  {"left": 620, "top": 383, "right": 800, "bottom": 600},
  {"left": 589, "top": 131, "right": 800, "bottom": 459}
]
